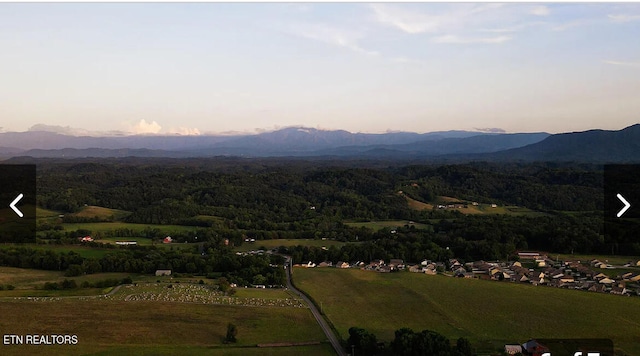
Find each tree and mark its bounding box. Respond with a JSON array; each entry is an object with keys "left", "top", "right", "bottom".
[
  {"left": 455, "top": 337, "right": 473, "bottom": 356},
  {"left": 225, "top": 323, "right": 237, "bottom": 343},
  {"left": 348, "top": 327, "right": 378, "bottom": 355}
]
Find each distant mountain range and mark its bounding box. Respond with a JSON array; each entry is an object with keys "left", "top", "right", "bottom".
[{"left": 1, "top": 124, "right": 639, "bottom": 162}]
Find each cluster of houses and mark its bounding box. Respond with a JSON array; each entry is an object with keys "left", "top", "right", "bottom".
[
  {"left": 448, "top": 252, "right": 640, "bottom": 296},
  {"left": 298, "top": 250, "right": 640, "bottom": 297}
]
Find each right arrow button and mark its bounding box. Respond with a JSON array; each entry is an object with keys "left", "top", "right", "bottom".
[{"left": 617, "top": 193, "right": 631, "bottom": 218}]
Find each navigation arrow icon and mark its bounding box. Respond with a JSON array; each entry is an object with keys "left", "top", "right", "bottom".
[
  {"left": 9, "top": 193, "right": 23, "bottom": 218},
  {"left": 617, "top": 193, "right": 631, "bottom": 218}
]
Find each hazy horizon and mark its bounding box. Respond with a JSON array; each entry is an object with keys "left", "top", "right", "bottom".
[{"left": 1, "top": 3, "right": 639, "bottom": 136}]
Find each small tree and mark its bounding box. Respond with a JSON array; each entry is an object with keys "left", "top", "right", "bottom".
[{"left": 225, "top": 323, "right": 237, "bottom": 343}]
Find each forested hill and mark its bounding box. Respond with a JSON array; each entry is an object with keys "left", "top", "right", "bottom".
[{"left": 485, "top": 124, "right": 640, "bottom": 162}]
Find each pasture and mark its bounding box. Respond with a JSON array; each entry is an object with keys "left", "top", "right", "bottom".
[
  {"left": 0, "top": 281, "right": 328, "bottom": 356},
  {"left": 294, "top": 267, "right": 640, "bottom": 355},
  {"left": 66, "top": 205, "right": 131, "bottom": 220}
]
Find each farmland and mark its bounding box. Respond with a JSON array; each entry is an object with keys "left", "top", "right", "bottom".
[
  {"left": 0, "top": 296, "right": 330, "bottom": 356},
  {"left": 294, "top": 267, "right": 640, "bottom": 355}
]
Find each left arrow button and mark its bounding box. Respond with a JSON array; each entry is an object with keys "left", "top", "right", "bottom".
[{"left": 10, "top": 193, "right": 24, "bottom": 218}]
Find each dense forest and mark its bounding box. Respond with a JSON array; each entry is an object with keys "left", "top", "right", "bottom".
[{"left": 1, "top": 158, "right": 622, "bottom": 278}]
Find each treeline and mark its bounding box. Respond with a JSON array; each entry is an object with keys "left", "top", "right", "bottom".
[
  {"left": 283, "top": 213, "right": 611, "bottom": 264},
  {"left": 0, "top": 245, "right": 286, "bottom": 286},
  {"left": 36, "top": 161, "right": 602, "bottom": 226},
  {"left": 43, "top": 277, "right": 132, "bottom": 290},
  {"left": 348, "top": 326, "right": 473, "bottom": 356}
]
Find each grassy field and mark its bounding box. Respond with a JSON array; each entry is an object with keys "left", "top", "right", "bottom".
[
  {"left": 0, "top": 267, "right": 133, "bottom": 297},
  {"left": 551, "top": 253, "right": 640, "bottom": 266},
  {"left": 67, "top": 205, "right": 131, "bottom": 220},
  {"left": 234, "top": 239, "right": 348, "bottom": 252},
  {"left": 294, "top": 267, "right": 640, "bottom": 355},
  {"left": 0, "top": 298, "right": 329, "bottom": 356},
  {"left": 404, "top": 195, "right": 434, "bottom": 211}
]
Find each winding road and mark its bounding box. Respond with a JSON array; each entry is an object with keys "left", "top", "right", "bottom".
[{"left": 285, "top": 258, "right": 346, "bottom": 356}]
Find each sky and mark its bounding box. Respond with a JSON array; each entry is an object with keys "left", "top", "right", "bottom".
[{"left": 1, "top": 3, "right": 639, "bottom": 136}]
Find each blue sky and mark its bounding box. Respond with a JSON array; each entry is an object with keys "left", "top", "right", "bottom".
[{"left": 1, "top": 3, "right": 639, "bottom": 135}]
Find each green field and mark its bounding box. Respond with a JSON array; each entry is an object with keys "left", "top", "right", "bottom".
[
  {"left": 0, "top": 267, "right": 133, "bottom": 297},
  {"left": 294, "top": 267, "right": 640, "bottom": 355},
  {"left": 551, "top": 253, "right": 640, "bottom": 266},
  {"left": 234, "top": 239, "right": 348, "bottom": 252},
  {"left": 67, "top": 205, "right": 132, "bottom": 220},
  {"left": 0, "top": 298, "right": 329, "bottom": 356}
]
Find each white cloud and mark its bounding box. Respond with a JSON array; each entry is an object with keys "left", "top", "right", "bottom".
[
  {"left": 479, "top": 21, "right": 548, "bottom": 33},
  {"left": 370, "top": 4, "right": 447, "bottom": 34},
  {"left": 27, "top": 124, "right": 127, "bottom": 137},
  {"left": 370, "top": 3, "right": 506, "bottom": 34},
  {"left": 125, "top": 119, "right": 162, "bottom": 135},
  {"left": 608, "top": 14, "right": 640, "bottom": 23},
  {"left": 475, "top": 127, "right": 506, "bottom": 133},
  {"left": 166, "top": 127, "right": 201, "bottom": 136},
  {"left": 530, "top": 6, "right": 550, "bottom": 17},
  {"left": 292, "top": 23, "right": 378, "bottom": 56},
  {"left": 603, "top": 60, "right": 640, "bottom": 67},
  {"left": 432, "top": 34, "right": 512, "bottom": 44}
]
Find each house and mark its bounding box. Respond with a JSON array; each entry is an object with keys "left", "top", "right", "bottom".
[
  {"left": 305, "top": 261, "right": 316, "bottom": 268},
  {"left": 522, "top": 339, "right": 551, "bottom": 356},
  {"left": 518, "top": 252, "right": 542, "bottom": 260},
  {"left": 389, "top": 259, "right": 404, "bottom": 269},
  {"left": 589, "top": 284, "right": 606, "bottom": 293},
  {"left": 423, "top": 268, "right": 437, "bottom": 275},
  {"left": 611, "top": 286, "right": 628, "bottom": 295},
  {"left": 336, "top": 261, "right": 350, "bottom": 269},
  {"left": 504, "top": 344, "right": 523, "bottom": 355},
  {"left": 80, "top": 236, "right": 93, "bottom": 242},
  {"left": 155, "top": 270, "right": 172, "bottom": 276},
  {"left": 598, "top": 278, "right": 615, "bottom": 284},
  {"left": 317, "top": 261, "right": 332, "bottom": 268},
  {"left": 163, "top": 236, "right": 172, "bottom": 244}
]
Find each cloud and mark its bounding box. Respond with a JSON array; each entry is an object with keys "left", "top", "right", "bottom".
[
  {"left": 370, "top": 4, "right": 447, "bottom": 34},
  {"left": 475, "top": 127, "right": 506, "bottom": 133},
  {"left": 478, "top": 21, "right": 548, "bottom": 33},
  {"left": 432, "top": 34, "right": 512, "bottom": 44},
  {"left": 28, "top": 124, "right": 127, "bottom": 137},
  {"left": 530, "top": 6, "right": 550, "bottom": 16},
  {"left": 603, "top": 60, "right": 640, "bottom": 67},
  {"left": 370, "top": 3, "right": 506, "bottom": 34},
  {"left": 608, "top": 14, "right": 640, "bottom": 23},
  {"left": 551, "top": 19, "right": 593, "bottom": 31},
  {"left": 166, "top": 127, "right": 201, "bottom": 136},
  {"left": 291, "top": 23, "right": 379, "bottom": 56},
  {"left": 125, "top": 119, "right": 162, "bottom": 135}
]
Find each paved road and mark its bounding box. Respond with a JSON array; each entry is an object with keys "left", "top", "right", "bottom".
[{"left": 285, "top": 259, "right": 346, "bottom": 356}]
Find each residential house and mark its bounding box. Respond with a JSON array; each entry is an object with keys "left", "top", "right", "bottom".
[
  {"left": 155, "top": 269, "right": 172, "bottom": 276},
  {"left": 163, "top": 236, "right": 172, "bottom": 244},
  {"left": 504, "top": 344, "right": 523, "bottom": 355}
]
